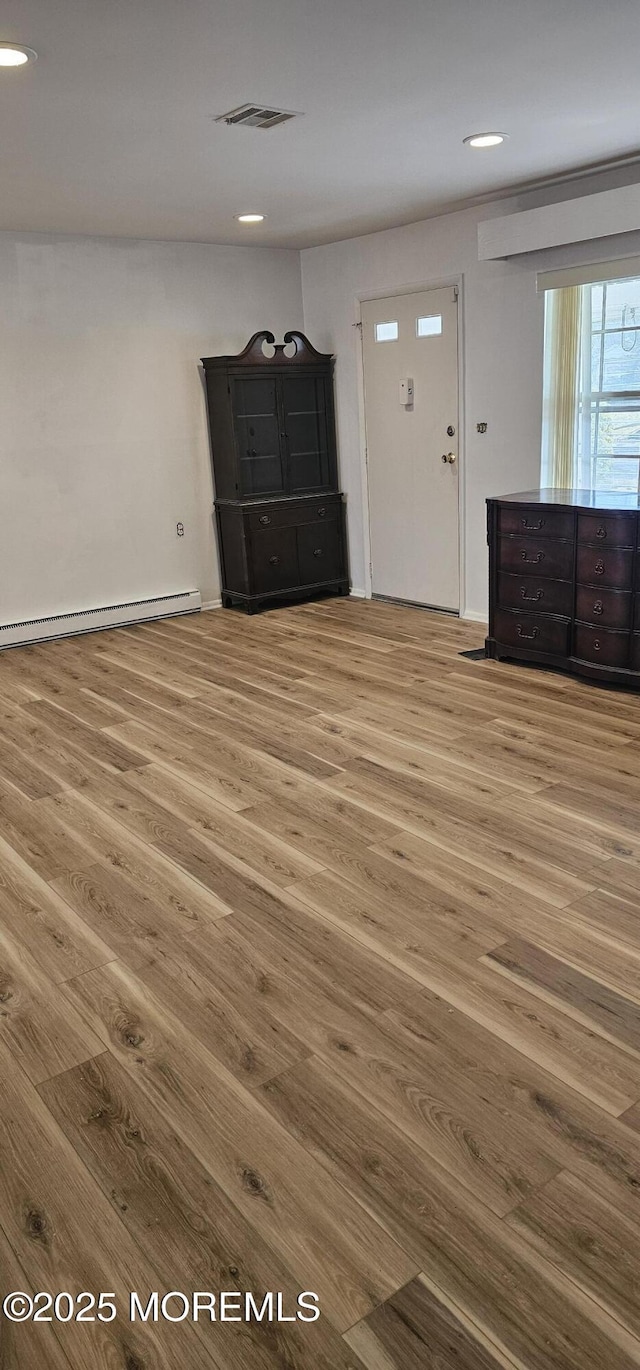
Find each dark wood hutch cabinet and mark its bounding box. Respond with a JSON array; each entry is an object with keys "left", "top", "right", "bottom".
[
  {"left": 201, "top": 330, "right": 348, "bottom": 612},
  {"left": 486, "top": 489, "right": 640, "bottom": 687}
]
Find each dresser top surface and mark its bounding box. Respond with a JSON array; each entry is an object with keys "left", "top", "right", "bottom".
[{"left": 490, "top": 488, "right": 640, "bottom": 511}]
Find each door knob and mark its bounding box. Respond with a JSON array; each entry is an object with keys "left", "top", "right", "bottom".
[{"left": 441, "top": 452, "right": 457, "bottom": 464}]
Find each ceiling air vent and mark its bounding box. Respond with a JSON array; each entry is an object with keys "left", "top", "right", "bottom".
[{"left": 215, "top": 103, "right": 299, "bottom": 130}]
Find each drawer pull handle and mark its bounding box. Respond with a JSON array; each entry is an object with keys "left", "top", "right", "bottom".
[
  {"left": 594, "top": 639, "right": 601, "bottom": 651},
  {"left": 269, "top": 555, "right": 280, "bottom": 566},
  {"left": 520, "top": 587, "right": 543, "bottom": 602},
  {"left": 313, "top": 547, "right": 323, "bottom": 557},
  {"left": 596, "top": 526, "right": 607, "bottom": 539},
  {"left": 517, "top": 625, "right": 539, "bottom": 641},
  {"left": 317, "top": 506, "right": 327, "bottom": 517},
  {"left": 520, "top": 550, "right": 545, "bottom": 564},
  {"left": 593, "top": 600, "right": 603, "bottom": 615},
  {"left": 522, "top": 517, "right": 545, "bottom": 530},
  {"left": 594, "top": 560, "right": 605, "bottom": 576},
  {"left": 259, "top": 515, "right": 271, "bottom": 525}
]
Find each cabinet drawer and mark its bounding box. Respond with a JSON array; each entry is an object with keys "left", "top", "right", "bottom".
[
  {"left": 575, "top": 586, "right": 633, "bottom": 630},
  {"left": 247, "top": 499, "right": 339, "bottom": 533},
  {"left": 498, "top": 506, "right": 574, "bottom": 540},
  {"left": 497, "top": 572, "right": 572, "bottom": 617},
  {"left": 498, "top": 536, "right": 573, "bottom": 580},
  {"left": 297, "top": 519, "right": 343, "bottom": 585},
  {"left": 250, "top": 527, "right": 299, "bottom": 593},
  {"left": 493, "top": 610, "right": 569, "bottom": 656},
  {"left": 573, "top": 623, "right": 630, "bottom": 668},
  {"left": 577, "top": 512, "right": 636, "bottom": 548},
  {"left": 576, "top": 545, "right": 633, "bottom": 589},
  {"left": 631, "top": 635, "right": 640, "bottom": 672}
]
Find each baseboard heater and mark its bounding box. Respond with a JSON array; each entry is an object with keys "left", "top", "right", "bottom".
[{"left": 0, "top": 589, "right": 202, "bottom": 651}]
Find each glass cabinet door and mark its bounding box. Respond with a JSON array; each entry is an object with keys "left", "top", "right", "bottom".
[
  {"left": 281, "top": 375, "right": 332, "bottom": 493},
  {"left": 231, "top": 377, "right": 285, "bottom": 497}
]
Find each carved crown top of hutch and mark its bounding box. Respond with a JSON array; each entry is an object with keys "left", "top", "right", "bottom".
[{"left": 201, "top": 330, "right": 334, "bottom": 370}]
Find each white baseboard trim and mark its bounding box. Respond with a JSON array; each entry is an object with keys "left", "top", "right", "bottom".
[
  {"left": 349, "top": 587, "right": 367, "bottom": 599},
  {"left": 201, "top": 598, "right": 223, "bottom": 611},
  {"left": 460, "top": 609, "right": 488, "bottom": 624}
]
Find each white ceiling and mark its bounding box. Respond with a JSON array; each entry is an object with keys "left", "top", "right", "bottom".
[{"left": 2, "top": 0, "right": 640, "bottom": 248}]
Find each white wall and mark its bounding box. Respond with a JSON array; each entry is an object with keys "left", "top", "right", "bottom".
[
  {"left": 4, "top": 181, "right": 640, "bottom": 629},
  {"left": 0, "top": 232, "right": 303, "bottom": 624},
  {"left": 300, "top": 186, "right": 640, "bottom": 619}
]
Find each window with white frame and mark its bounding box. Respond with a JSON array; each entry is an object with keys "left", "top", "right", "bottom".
[
  {"left": 578, "top": 277, "right": 640, "bottom": 492},
  {"left": 542, "top": 273, "right": 640, "bottom": 492}
]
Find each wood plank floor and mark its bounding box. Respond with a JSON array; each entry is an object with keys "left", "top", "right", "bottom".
[{"left": 1, "top": 597, "right": 640, "bottom": 1368}]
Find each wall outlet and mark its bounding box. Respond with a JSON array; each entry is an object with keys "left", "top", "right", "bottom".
[{"left": 176, "top": 522, "right": 185, "bottom": 537}]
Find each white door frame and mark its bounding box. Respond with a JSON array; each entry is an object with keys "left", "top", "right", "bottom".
[{"left": 354, "top": 274, "right": 466, "bottom": 614}]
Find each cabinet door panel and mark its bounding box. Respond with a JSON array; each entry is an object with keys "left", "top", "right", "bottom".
[
  {"left": 297, "top": 519, "right": 342, "bottom": 585},
  {"left": 281, "top": 376, "right": 332, "bottom": 493},
  {"left": 250, "top": 528, "right": 299, "bottom": 593},
  {"left": 231, "top": 377, "right": 285, "bottom": 497}
]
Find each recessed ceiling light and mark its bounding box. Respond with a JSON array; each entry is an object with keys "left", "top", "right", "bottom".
[
  {"left": 463, "top": 132, "right": 506, "bottom": 148},
  {"left": 0, "top": 43, "right": 38, "bottom": 66},
  {"left": 235, "top": 213, "right": 265, "bottom": 223}
]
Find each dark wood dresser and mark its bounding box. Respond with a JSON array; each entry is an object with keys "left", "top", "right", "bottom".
[
  {"left": 201, "top": 330, "right": 349, "bottom": 613},
  {"left": 486, "top": 489, "right": 640, "bottom": 687}
]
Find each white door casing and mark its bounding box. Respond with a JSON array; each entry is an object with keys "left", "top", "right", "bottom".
[{"left": 361, "top": 286, "right": 460, "bottom": 611}]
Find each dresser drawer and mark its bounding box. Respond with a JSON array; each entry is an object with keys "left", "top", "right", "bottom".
[
  {"left": 576, "top": 545, "right": 633, "bottom": 589},
  {"left": 493, "top": 610, "right": 569, "bottom": 656},
  {"left": 498, "top": 536, "right": 573, "bottom": 580},
  {"left": 573, "top": 623, "right": 630, "bottom": 668},
  {"left": 631, "top": 635, "right": 640, "bottom": 672},
  {"left": 575, "top": 586, "right": 633, "bottom": 630},
  {"left": 250, "top": 526, "right": 299, "bottom": 593},
  {"left": 498, "top": 572, "right": 573, "bottom": 617},
  {"left": 247, "top": 499, "right": 339, "bottom": 533},
  {"left": 577, "top": 512, "right": 636, "bottom": 548},
  {"left": 498, "top": 506, "right": 574, "bottom": 540}
]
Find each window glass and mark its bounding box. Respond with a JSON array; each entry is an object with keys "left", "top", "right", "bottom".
[
  {"left": 375, "top": 321, "right": 398, "bottom": 342},
  {"left": 416, "top": 315, "right": 443, "bottom": 337},
  {"left": 580, "top": 276, "right": 640, "bottom": 491}
]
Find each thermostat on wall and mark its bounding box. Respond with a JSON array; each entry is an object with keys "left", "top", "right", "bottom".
[{"left": 399, "top": 377, "right": 414, "bottom": 406}]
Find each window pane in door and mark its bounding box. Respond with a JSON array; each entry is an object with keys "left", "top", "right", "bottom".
[
  {"left": 374, "top": 321, "right": 398, "bottom": 342},
  {"left": 281, "top": 375, "right": 331, "bottom": 492},
  {"left": 416, "top": 314, "right": 443, "bottom": 337},
  {"left": 231, "top": 377, "right": 284, "bottom": 497}
]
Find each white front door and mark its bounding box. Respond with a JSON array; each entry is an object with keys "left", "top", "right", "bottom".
[{"left": 361, "top": 286, "right": 460, "bottom": 611}]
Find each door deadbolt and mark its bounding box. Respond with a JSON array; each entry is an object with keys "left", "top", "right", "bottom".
[
  {"left": 441, "top": 452, "right": 457, "bottom": 464},
  {"left": 447, "top": 425, "right": 455, "bottom": 436}
]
